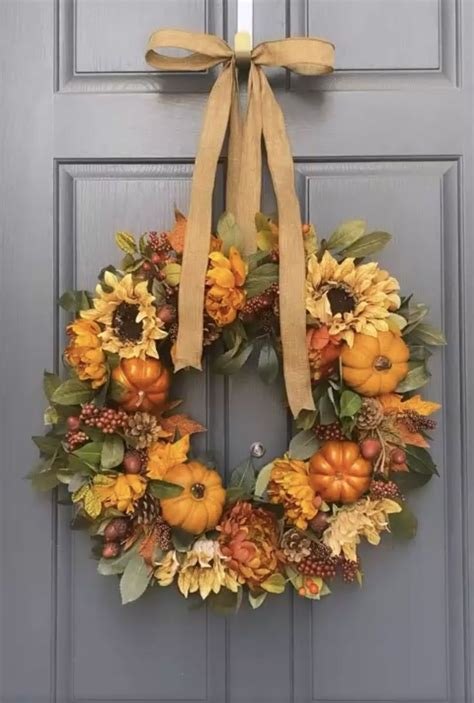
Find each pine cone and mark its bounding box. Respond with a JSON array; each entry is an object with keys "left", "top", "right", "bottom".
[
  {"left": 126, "top": 412, "right": 163, "bottom": 449},
  {"left": 134, "top": 493, "right": 160, "bottom": 525},
  {"left": 280, "top": 529, "right": 312, "bottom": 564},
  {"left": 203, "top": 315, "right": 222, "bottom": 346},
  {"left": 356, "top": 398, "right": 384, "bottom": 430}
]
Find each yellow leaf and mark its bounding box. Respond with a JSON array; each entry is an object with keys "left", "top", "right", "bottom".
[
  {"left": 380, "top": 393, "right": 441, "bottom": 416},
  {"left": 84, "top": 488, "right": 102, "bottom": 518},
  {"left": 147, "top": 434, "right": 190, "bottom": 479},
  {"left": 72, "top": 483, "right": 89, "bottom": 503}
]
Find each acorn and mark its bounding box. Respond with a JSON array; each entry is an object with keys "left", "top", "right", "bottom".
[
  {"left": 123, "top": 450, "right": 142, "bottom": 474},
  {"left": 104, "top": 517, "right": 130, "bottom": 543},
  {"left": 102, "top": 542, "right": 120, "bottom": 559},
  {"left": 156, "top": 304, "right": 176, "bottom": 325},
  {"left": 391, "top": 448, "right": 407, "bottom": 465},
  {"left": 66, "top": 415, "right": 81, "bottom": 431},
  {"left": 360, "top": 438, "right": 382, "bottom": 460},
  {"left": 309, "top": 512, "right": 329, "bottom": 534}
]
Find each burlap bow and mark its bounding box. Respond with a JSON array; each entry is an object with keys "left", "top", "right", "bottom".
[{"left": 145, "top": 29, "right": 334, "bottom": 417}]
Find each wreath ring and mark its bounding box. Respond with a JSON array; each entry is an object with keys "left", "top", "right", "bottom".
[{"left": 30, "top": 211, "right": 445, "bottom": 611}]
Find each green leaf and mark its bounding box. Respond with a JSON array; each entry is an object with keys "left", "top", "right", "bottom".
[
  {"left": 115, "top": 231, "right": 137, "bottom": 255},
  {"left": 98, "top": 541, "right": 141, "bottom": 576},
  {"left": 109, "top": 379, "right": 127, "bottom": 402},
  {"left": 171, "top": 528, "right": 196, "bottom": 552},
  {"left": 213, "top": 342, "right": 254, "bottom": 374},
  {"left": 101, "top": 435, "right": 124, "bottom": 470},
  {"left": 260, "top": 573, "right": 286, "bottom": 594},
  {"left": 339, "top": 390, "right": 362, "bottom": 418},
  {"left": 318, "top": 393, "right": 338, "bottom": 425},
  {"left": 401, "top": 303, "right": 429, "bottom": 333},
  {"left": 254, "top": 461, "right": 274, "bottom": 497},
  {"left": 119, "top": 554, "right": 152, "bottom": 604},
  {"left": 73, "top": 441, "right": 103, "bottom": 467},
  {"left": 258, "top": 339, "right": 279, "bottom": 384},
  {"left": 295, "top": 409, "right": 318, "bottom": 431},
  {"left": 288, "top": 430, "right": 320, "bottom": 460},
  {"left": 138, "top": 233, "right": 149, "bottom": 256},
  {"left": 58, "top": 289, "right": 91, "bottom": 312},
  {"left": 245, "top": 263, "right": 279, "bottom": 297},
  {"left": 32, "top": 435, "right": 62, "bottom": 456},
  {"left": 327, "top": 220, "right": 366, "bottom": 251},
  {"left": 67, "top": 454, "right": 96, "bottom": 474},
  {"left": 389, "top": 502, "right": 418, "bottom": 539},
  {"left": 246, "top": 250, "right": 271, "bottom": 272},
  {"left": 30, "top": 469, "right": 60, "bottom": 491},
  {"left": 44, "top": 405, "right": 60, "bottom": 425},
  {"left": 51, "top": 379, "right": 95, "bottom": 406},
  {"left": 405, "top": 445, "right": 438, "bottom": 476},
  {"left": 406, "top": 323, "right": 447, "bottom": 347},
  {"left": 208, "top": 587, "right": 242, "bottom": 614},
  {"left": 408, "top": 345, "right": 433, "bottom": 362},
  {"left": 162, "top": 262, "right": 181, "bottom": 287},
  {"left": 43, "top": 371, "right": 62, "bottom": 401},
  {"left": 217, "top": 212, "right": 242, "bottom": 254},
  {"left": 229, "top": 459, "right": 256, "bottom": 494},
  {"left": 152, "top": 279, "right": 167, "bottom": 306},
  {"left": 396, "top": 362, "right": 430, "bottom": 393},
  {"left": 341, "top": 231, "right": 391, "bottom": 258},
  {"left": 391, "top": 470, "right": 432, "bottom": 491},
  {"left": 248, "top": 591, "right": 268, "bottom": 609},
  {"left": 148, "top": 479, "right": 184, "bottom": 499}
]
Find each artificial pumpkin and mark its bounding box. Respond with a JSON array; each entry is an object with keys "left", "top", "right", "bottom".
[
  {"left": 309, "top": 441, "right": 372, "bottom": 503},
  {"left": 111, "top": 357, "right": 170, "bottom": 414},
  {"left": 341, "top": 331, "right": 409, "bottom": 396},
  {"left": 160, "top": 461, "right": 226, "bottom": 535}
]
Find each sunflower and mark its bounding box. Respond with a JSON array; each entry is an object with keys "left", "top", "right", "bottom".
[
  {"left": 305, "top": 251, "right": 400, "bottom": 346},
  {"left": 81, "top": 271, "right": 167, "bottom": 359}
]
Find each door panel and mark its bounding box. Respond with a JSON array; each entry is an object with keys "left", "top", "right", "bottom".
[{"left": 1, "top": 1, "right": 473, "bottom": 702}]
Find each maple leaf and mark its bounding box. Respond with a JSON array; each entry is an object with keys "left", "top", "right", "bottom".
[
  {"left": 146, "top": 434, "right": 190, "bottom": 480},
  {"left": 394, "top": 420, "right": 429, "bottom": 448},
  {"left": 160, "top": 413, "right": 207, "bottom": 439},
  {"left": 380, "top": 393, "right": 441, "bottom": 416},
  {"left": 166, "top": 208, "right": 187, "bottom": 253}
]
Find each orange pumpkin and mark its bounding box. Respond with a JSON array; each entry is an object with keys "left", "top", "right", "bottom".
[
  {"left": 160, "top": 461, "right": 226, "bottom": 535},
  {"left": 309, "top": 441, "right": 372, "bottom": 503},
  {"left": 111, "top": 357, "right": 171, "bottom": 414},
  {"left": 341, "top": 331, "right": 409, "bottom": 396}
]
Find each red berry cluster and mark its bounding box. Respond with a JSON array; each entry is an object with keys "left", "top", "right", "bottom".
[
  {"left": 370, "top": 479, "right": 402, "bottom": 500},
  {"left": 298, "top": 542, "right": 340, "bottom": 579},
  {"left": 65, "top": 429, "right": 88, "bottom": 451},
  {"left": 340, "top": 557, "right": 361, "bottom": 583},
  {"left": 148, "top": 231, "right": 173, "bottom": 255},
  {"left": 239, "top": 283, "right": 279, "bottom": 321},
  {"left": 314, "top": 422, "right": 345, "bottom": 442},
  {"left": 399, "top": 410, "right": 436, "bottom": 434},
  {"left": 80, "top": 404, "right": 128, "bottom": 434}
]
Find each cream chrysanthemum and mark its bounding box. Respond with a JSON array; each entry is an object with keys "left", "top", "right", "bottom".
[
  {"left": 305, "top": 251, "right": 400, "bottom": 346},
  {"left": 176, "top": 539, "right": 239, "bottom": 599},
  {"left": 322, "top": 497, "right": 402, "bottom": 562},
  {"left": 81, "top": 271, "right": 167, "bottom": 359}
]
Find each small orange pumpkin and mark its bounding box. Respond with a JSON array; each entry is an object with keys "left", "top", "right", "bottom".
[
  {"left": 160, "top": 461, "right": 226, "bottom": 535},
  {"left": 309, "top": 441, "right": 372, "bottom": 504},
  {"left": 341, "top": 331, "right": 409, "bottom": 396},
  {"left": 111, "top": 357, "right": 171, "bottom": 414}
]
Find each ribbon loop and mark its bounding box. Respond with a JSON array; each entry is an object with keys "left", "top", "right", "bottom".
[{"left": 145, "top": 29, "right": 334, "bottom": 417}]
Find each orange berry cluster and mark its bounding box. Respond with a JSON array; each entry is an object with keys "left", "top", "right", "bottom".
[{"left": 298, "top": 577, "right": 320, "bottom": 597}]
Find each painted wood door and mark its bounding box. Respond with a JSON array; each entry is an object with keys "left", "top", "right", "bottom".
[{"left": 1, "top": 1, "right": 473, "bottom": 702}]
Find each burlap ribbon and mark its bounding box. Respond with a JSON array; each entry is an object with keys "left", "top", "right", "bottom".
[{"left": 145, "top": 30, "right": 334, "bottom": 417}]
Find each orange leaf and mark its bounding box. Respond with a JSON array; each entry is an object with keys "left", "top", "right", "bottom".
[
  {"left": 380, "top": 393, "right": 441, "bottom": 417},
  {"left": 139, "top": 527, "right": 159, "bottom": 565},
  {"left": 395, "top": 421, "right": 429, "bottom": 448},
  {"left": 166, "top": 209, "right": 187, "bottom": 253},
  {"left": 161, "top": 413, "right": 207, "bottom": 438}
]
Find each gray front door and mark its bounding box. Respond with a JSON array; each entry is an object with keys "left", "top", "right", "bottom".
[{"left": 1, "top": 1, "right": 473, "bottom": 702}]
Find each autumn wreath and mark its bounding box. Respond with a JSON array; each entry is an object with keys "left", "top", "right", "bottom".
[{"left": 30, "top": 213, "right": 445, "bottom": 610}]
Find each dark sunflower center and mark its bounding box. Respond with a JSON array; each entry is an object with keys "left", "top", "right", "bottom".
[
  {"left": 327, "top": 286, "right": 357, "bottom": 315},
  {"left": 191, "top": 483, "right": 206, "bottom": 500},
  {"left": 112, "top": 302, "right": 143, "bottom": 343}
]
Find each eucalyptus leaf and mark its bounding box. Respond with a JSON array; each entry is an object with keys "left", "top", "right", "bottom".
[
  {"left": 73, "top": 441, "right": 103, "bottom": 467},
  {"left": 32, "top": 435, "right": 62, "bottom": 456},
  {"left": 119, "top": 554, "right": 152, "bottom": 604},
  {"left": 318, "top": 393, "right": 338, "bottom": 425},
  {"left": 288, "top": 430, "right": 320, "bottom": 460},
  {"left": 254, "top": 461, "right": 275, "bottom": 498},
  {"left": 148, "top": 479, "right": 184, "bottom": 499},
  {"left": 217, "top": 212, "right": 242, "bottom": 254},
  {"left": 258, "top": 339, "right": 279, "bottom": 384},
  {"left": 30, "top": 469, "right": 60, "bottom": 491},
  {"left": 58, "top": 289, "right": 91, "bottom": 312},
  {"left": 389, "top": 502, "right": 418, "bottom": 539},
  {"left": 98, "top": 541, "right": 140, "bottom": 576},
  {"left": 152, "top": 279, "right": 167, "bottom": 306},
  {"left": 43, "top": 371, "right": 62, "bottom": 401},
  {"left": 396, "top": 362, "right": 430, "bottom": 393},
  {"left": 51, "top": 379, "right": 95, "bottom": 406},
  {"left": 295, "top": 409, "right": 318, "bottom": 431},
  {"left": 229, "top": 459, "right": 256, "bottom": 494},
  {"left": 341, "top": 231, "right": 391, "bottom": 258},
  {"left": 213, "top": 342, "right": 254, "bottom": 374},
  {"left": 339, "top": 390, "right": 362, "bottom": 418},
  {"left": 115, "top": 231, "right": 137, "bottom": 255},
  {"left": 245, "top": 263, "right": 279, "bottom": 297},
  {"left": 246, "top": 250, "right": 271, "bottom": 272},
  {"left": 406, "top": 323, "right": 447, "bottom": 347},
  {"left": 248, "top": 591, "right": 268, "bottom": 609},
  {"left": 327, "top": 220, "right": 366, "bottom": 251},
  {"left": 101, "top": 435, "right": 124, "bottom": 470}
]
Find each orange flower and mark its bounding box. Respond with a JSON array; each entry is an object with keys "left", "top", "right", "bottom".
[
  {"left": 64, "top": 318, "right": 107, "bottom": 388},
  {"left": 268, "top": 457, "right": 321, "bottom": 530},
  {"left": 218, "top": 501, "right": 280, "bottom": 587},
  {"left": 204, "top": 247, "right": 247, "bottom": 326},
  {"left": 306, "top": 326, "right": 342, "bottom": 381}
]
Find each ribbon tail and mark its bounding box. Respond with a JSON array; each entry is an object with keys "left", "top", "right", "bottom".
[
  {"left": 174, "top": 62, "right": 234, "bottom": 372},
  {"left": 258, "top": 69, "right": 315, "bottom": 417},
  {"left": 226, "top": 67, "right": 242, "bottom": 217},
  {"left": 234, "top": 63, "right": 262, "bottom": 255}
]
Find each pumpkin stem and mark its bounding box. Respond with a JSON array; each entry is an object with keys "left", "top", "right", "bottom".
[
  {"left": 191, "top": 483, "right": 206, "bottom": 500},
  {"left": 373, "top": 355, "right": 392, "bottom": 371}
]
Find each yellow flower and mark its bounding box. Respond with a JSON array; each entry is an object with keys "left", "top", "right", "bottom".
[
  {"left": 268, "top": 458, "right": 321, "bottom": 530},
  {"left": 306, "top": 251, "right": 400, "bottom": 346},
  {"left": 322, "top": 497, "right": 402, "bottom": 562},
  {"left": 155, "top": 550, "right": 180, "bottom": 586},
  {"left": 176, "top": 539, "right": 239, "bottom": 599},
  {"left": 93, "top": 473, "right": 146, "bottom": 514},
  {"left": 205, "top": 246, "right": 247, "bottom": 326},
  {"left": 64, "top": 319, "right": 107, "bottom": 388},
  {"left": 146, "top": 435, "right": 190, "bottom": 480},
  {"left": 81, "top": 271, "right": 167, "bottom": 359}
]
